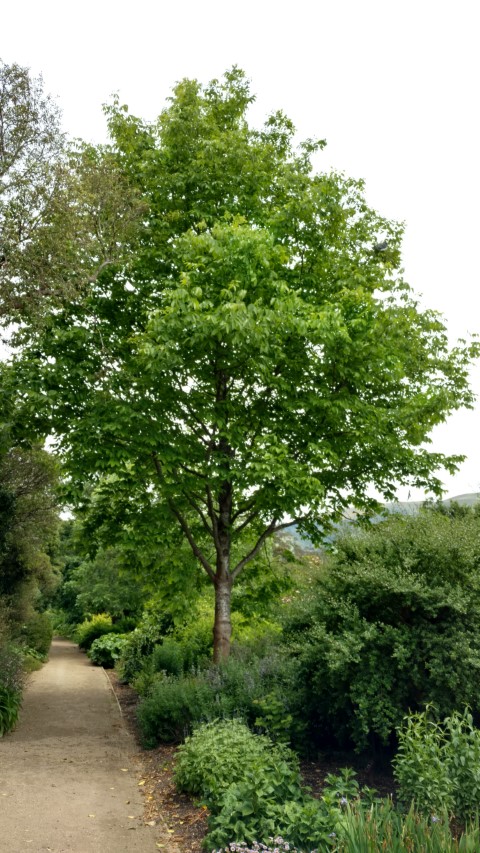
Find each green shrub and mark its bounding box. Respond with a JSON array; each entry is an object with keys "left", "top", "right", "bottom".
[
  {"left": 283, "top": 507, "right": 480, "bottom": 751},
  {"left": 20, "top": 611, "right": 53, "bottom": 658},
  {"left": 176, "top": 721, "right": 383, "bottom": 849},
  {"left": 151, "top": 639, "right": 185, "bottom": 676},
  {"left": 394, "top": 706, "right": 480, "bottom": 821},
  {"left": 0, "top": 642, "right": 24, "bottom": 736},
  {"left": 136, "top": 675, "right": 217, "bottom": 747},
  {"left": 116, "top": 604, "right": 172, "bottom": 684},
  {"left": 0, "top": 685, "right": 22, "bottom": 736},
  {"left": 393, "top": 708, "right": 454, "bottom": 815},
  {"left": 75, "top": 613, "right": 121, "bottom": 650},
  {"left": 175, "top": 719, "right": 301, "bottom": 806},
  {"left": 444, "top": 707, "right": 480, "bottom": 821},
  {"left": 88, "top": 633, "right": 130, "bottom": 668}
]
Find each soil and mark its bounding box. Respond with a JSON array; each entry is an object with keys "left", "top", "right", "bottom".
[{"left": 106, "top": 671, "right": 396, "bottom": 853}]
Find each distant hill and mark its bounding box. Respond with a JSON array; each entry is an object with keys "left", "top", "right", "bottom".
[{"left": 276, "top": 493, "right": 480, "bottom": 554}]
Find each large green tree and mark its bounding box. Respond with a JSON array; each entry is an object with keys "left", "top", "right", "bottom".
[{"left": 11, "top": 69, "right": 478, "bottom": 659}]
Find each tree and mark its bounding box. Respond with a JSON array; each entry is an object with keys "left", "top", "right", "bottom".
[
  {"left": 11, "top": 69, "right": 478, "bottom": 660},
  {"left": 0, "top": 59, "right": 64, "bottom": 319}
]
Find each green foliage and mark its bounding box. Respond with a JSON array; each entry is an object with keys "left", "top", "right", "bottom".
[
  {"left": 12, "top": 69, "right": 479, "bottom": 661},
  {"left": 393, "top": 708, "right": 455, "bottom": 815},
  {"left": 175, "top": 719, "right": 302, "bottom": 807},
  {"left": 394, "top": 706, "right": 480, "bottom": 821},
  {"left": 88, "top": 632, "right": 130, "bottom": 667},
  {"left": 115, "top": 602, "right": 173, "bottom": 683},
  {"left": 136, "top": 676, "right": 217, "bottom": 747},
  {"left": 336, "top": 801, "right": 480, "bottom": 852},
  {"left": 68, "top": 547, "right": 146, "bottom": 622},
  {"left": 19, "top": 611, "right": 53, "bottom": 658},
  {"left": 175, "top": 720, "right": 385, "bottom": 850},
  {"left": 0, "top": 640, "right": 24, "bottom": 736},
  {"left": 0, "top": 685, "right": 22, "bottom": 736},
  {"left": 150, "top": 639, "right": 185, "bottom": 676},
  {"left": 132, "top": 627, "right": 296, "bottom": 747},
  {"left": 253, "top": 691, "right": 293, "bottom": 745},
  {"left": 283, "top": 506, "right": 480, "bottom": 750},
  {"left": 75, "top": 613, "right": 121, "bottom": 650}
]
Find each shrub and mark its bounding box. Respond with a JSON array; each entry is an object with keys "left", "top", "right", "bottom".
[
  {"left": 20, "top": 611, "right": 53, "bottom": 658},
  {"left": 394, "top": 706, "right": 480, "bottom": 821},
  {"left": 136, "top": 675, "right": 218, "bottom": 747},
  {"left": 176, "top": 720, "right": 385, "bottom": 849},
  {"left": 283, "top": 507, "right": 480, "bottom": 751},
  {"left": 75, "top": 613, "right": 121, "bottom": 650},
  {"left": 116, "top": 604, "right": 172, "bottom": 684},
  {"left": 393, "top": 708, "right": 454, "bottom": 815},
  {"left": 151, "top": 638, "right": 185, "bottom": 676},
  {"left": 0, "top": 642, "right": 24, "bottom": 736},
  {"left": 88, "top": 633, "right": 130, "bottom": 668},
  {"left": 175, "top": 719, "right": 301, "bottom": 805}
]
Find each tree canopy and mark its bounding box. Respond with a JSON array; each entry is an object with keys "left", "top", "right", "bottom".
[{"left": 9, "top": 69, "right": 478, "bottom": 659}]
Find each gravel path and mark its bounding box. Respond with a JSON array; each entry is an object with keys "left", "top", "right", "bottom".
[{"left": 0, "top": 639, "right": 161, "bottom": 852}]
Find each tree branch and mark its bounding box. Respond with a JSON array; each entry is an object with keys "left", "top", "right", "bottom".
[
  {"left": 231, "top": 494, "right": 258, "bottom": 522},
  {"left": 231, "top": 519, "right": 277, "bottom": 580},
  {"left": 205, "top": 484, "right": 220, "bottom": 551},
  {"left": 151, "top": 452, "right": 215, "bottom": 581},
  {"left": 182, "top": 490, "right": 214, "bottom": 537},
  {"left": 231, "top": 516, "right": 304, "bottom": 580},
  {"left": 233, "top": 507, "right": 261, "bottom": 536}
]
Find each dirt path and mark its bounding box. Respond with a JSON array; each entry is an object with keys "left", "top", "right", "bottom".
[{"left": 0, "top": 639, "right": 164, "bottom": 853}]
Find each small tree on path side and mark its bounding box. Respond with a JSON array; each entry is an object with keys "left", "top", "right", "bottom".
[{"left": 11, "top": 69, "right": 479, "bottom": 661}]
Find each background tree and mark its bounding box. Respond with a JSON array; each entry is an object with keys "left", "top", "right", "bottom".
[{"left": 12, "top": 69, "right": 479, "bottom": 660}]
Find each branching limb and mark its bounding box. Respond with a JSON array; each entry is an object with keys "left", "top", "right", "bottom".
[
  {"left": 151, "top": 452, "right": 215, "bottom": 580},
  {"left": 231, "top": 516, "right": 304, "bottom": 580}
]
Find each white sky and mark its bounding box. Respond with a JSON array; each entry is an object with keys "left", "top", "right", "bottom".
[{"left": 2, "top": 0, "right": 479, "bottom": 500}]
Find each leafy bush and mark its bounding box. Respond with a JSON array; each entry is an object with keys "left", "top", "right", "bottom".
[
  {"left": 137, "top": 675, "right": 218, "bottom": 747},
  {"left": 88, "top": 632, "right": 130, "bottom": 668},
  {"left": 135, "top": 648, "right": 296, "bottom": 747},
  {"left": 20, "top": 611, "right": 53, "bottom": 658},
  {"left": 394, "top": 706, "right": 480, "bottom": 821},
  {"left": 175, "top": 719, "right": 301, "bottom": 805},
  {"left": 0, "top": 685, "right": 22, "bottom": 736},
  {"left": 75, "top": 613, "right": 121, "bottom": 650},
  {"left": 176, "top": 720, "right": 387, "bottom": 849},
  {"left": 214, "top": 808, "right": 480, "bottom": 853},
  {"left": 151, "top": 638, "right": 185, "bottom": 676},
  {"left": 0, "top": 642, "right": 24, "bottom": 736},
  {"left": 283, "top": 507, "right": 480, "bottom": 751},
  {"left": 116, "top": 604, "right": 173, "bottom": 684},
  {"left": 393, "top": 708, "right": 454, "bottom": 815}
]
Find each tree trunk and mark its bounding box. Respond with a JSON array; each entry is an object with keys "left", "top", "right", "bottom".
[
  {"left": 213, "top": 468, "right": 233, "bottom": 663},
  {"left": 213, "top": 568, "right": 233, "bottom": 663}
]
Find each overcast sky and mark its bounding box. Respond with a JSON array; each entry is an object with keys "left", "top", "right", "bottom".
[{"left": 2, "top": 0, "right": 479, "bottom": 500}]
